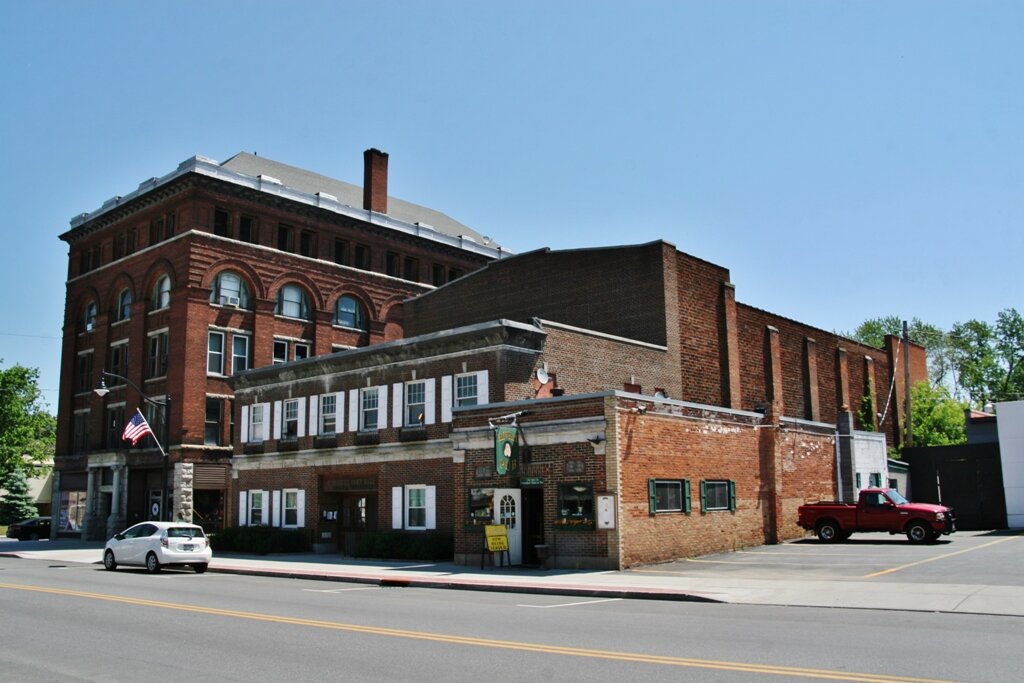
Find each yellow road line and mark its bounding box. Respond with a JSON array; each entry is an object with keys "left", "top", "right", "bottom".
[
  {"left": 1, "top": 581, "right": 958, "bottom": 683},
  {"left": 864, "top": 534, "right": 1020, "bottom": 578}
]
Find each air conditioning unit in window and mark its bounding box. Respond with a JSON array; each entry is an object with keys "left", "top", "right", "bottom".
[{"left": 220, "top": 295, "right": 241, "bottom": 307}]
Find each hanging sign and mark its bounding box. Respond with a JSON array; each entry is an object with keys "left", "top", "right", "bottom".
[{"left": 494, "top": 425, "right": 519, "bottom": 476}]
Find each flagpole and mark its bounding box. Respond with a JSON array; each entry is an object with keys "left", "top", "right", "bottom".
[{"left": 96, "top": 370, "right": 171, "bottom": 521}]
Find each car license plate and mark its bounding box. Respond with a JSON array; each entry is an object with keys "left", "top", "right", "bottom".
[{"left": 182, "top": 544, "right": 195, "bottom": 551}]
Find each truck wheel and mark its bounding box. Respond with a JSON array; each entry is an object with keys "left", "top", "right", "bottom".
[
  {"left": 816, "top": 520, "right": 841, "bottom": 542},
  {"left": 906, "top": 522, "right": 930, "bottom": 544}
]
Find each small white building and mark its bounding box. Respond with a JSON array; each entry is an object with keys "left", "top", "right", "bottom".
[{"left": 995, "top": 400, "right": 1024, "bottom": 529}]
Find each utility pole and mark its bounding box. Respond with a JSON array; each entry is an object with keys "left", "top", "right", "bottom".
[{"left": 903, "top": 320, "right": 913, "bottom": 448}]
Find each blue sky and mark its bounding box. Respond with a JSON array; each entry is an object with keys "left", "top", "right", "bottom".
[{"left": 1, "top": 1, "right": 1021, "bottom": 410}]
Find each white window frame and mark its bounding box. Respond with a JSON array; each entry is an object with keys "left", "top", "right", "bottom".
[
  {"left": 152, "top": 275, "right": 171, "bottom": 310},
  {"left": 147, "top": 329, "right": 169, "bottom": 379},
  {"left": 282, "top": 399, "right": 299, "bottom": 439},
  {"left": 294, "top": 343, "right": 311, "bottom": 361},
  {"left": 207, "top": 331, "right": 225, "bottom": 375},
  {"left": 405, "top": 380, "right": 426, "bottom": 427},
  {"left": 232, "top": 334, "right": 250, "bottom": 374},
  {"left": 455, "top": 372, "right": 478, "bottom": 407},
  {"left": 283, "top": 489, "right": 299, "bottom": 527},
  {"left": 249, "top": 404, "right": 265, "bottom": 443},
  {"left": 247, "top": 490, "right": 267, "bottom": 526},
  {"left": 391, "top": 485, "right": 436, "bottom": 531},
  {"left": 360, "top": 387, "right": 379, "bottom": 432},
  {"left": 320, "top": 393, "right": 338, "bottom": 434},
  {"left": 273, "top": 339, "right": 289, "bottom": 364}
]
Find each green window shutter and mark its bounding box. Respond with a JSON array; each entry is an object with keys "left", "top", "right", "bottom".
[
  {"left": 729, "top": 480, "right": 737, "bottom": 512},
  {"left": 699, "top": 480, "right": 707, "bottom": 513},
  {"left": 648, "top": 479, "right": 657, "bottom": 515},
  {"left": 684, "top": 479, "right": 692, "bottom": 514}
]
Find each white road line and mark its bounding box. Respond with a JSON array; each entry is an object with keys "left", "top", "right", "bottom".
[{"left": 518, "top": 598, "right": 623, "bottom": 609}]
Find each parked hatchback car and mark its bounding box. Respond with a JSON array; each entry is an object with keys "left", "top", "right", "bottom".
[
  {"left": 103, "top": 521, "right": 211, "bottom": 573},
  {"left": 5, "top": 516, "right": 51, "bottom": 541}
]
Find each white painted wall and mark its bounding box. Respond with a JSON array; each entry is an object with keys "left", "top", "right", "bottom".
[
  {"left": 995, "top": 400, "right": 1024, "bottom": 529},
  {"left": 853, "top": 431, "right": 889, "bottom": 494}
]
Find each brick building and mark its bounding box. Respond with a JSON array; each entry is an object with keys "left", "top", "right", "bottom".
[
  {"left": 227, "top": 241, "right": 926, "bottom": 568},
  {"left": 54, "top": 149, "right": 505, "bottom": 540}
]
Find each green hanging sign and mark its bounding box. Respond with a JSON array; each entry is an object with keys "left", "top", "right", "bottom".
[{"left": 494, "top": 424, "right": 519, "bottom": 475}]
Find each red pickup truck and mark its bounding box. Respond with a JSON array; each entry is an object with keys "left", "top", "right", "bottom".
[{"left": 797, "top": 488, "right": 956, "bottom": 544}]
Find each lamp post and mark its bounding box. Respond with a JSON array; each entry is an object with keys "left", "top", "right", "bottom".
[{"left": 94, "top": 370, "right": 171, "bottom": 522}]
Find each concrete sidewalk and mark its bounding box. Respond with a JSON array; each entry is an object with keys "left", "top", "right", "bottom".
[{"left": 4, "top": 539, "right": 1024, "bottom": 617}]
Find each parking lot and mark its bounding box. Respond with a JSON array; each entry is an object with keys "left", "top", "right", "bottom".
[{"left": 631, "top": 530, "right": 1024, "bottom": 586}]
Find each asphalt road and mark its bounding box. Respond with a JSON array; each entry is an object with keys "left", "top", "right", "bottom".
[
  {"left": 0, "top": 554, "right": 1018, "bottom": 682},
  {"left": 627, "top": 530, "right": 1024, "bottom": 584}
]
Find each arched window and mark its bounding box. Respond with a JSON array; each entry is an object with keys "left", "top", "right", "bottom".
[
  {"left": 209, "top": 270, "right": 251, "bottom": 309},
  {"left": 335, "top": 295, "right": 367, "bottom": 330},
  {"left": 115, "top": 289, "right": 132, "bottom": 322},
  {"left": 151, "top": 275, "right": 171, "bottom": 310},
  {"left": 83, "top": 301, "right": 97, "bottom": 332},
  {"left": 276, "top": 284, "right": 311, "bottom": 320}
]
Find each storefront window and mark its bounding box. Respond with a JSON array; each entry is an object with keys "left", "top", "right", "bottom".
[
  {"left": 468, "top": 488, "right": 495, "bottom": 525},
  {"left": 59, "top": 491, "right": 87, "bottom": 532},
  {"left": 557, "top": 483, "right": 594, "bottom": 528}
]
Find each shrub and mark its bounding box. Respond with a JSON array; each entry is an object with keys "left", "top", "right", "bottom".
[
  {"left": 210, "top": 526, "right": 309, "bottom": 554},
  {"left": 353, "top": 531, "right": 453, "bottom": 560}
]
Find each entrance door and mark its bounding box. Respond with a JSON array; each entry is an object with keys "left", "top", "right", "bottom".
[{"left": 492, "top": 488, "right": 522, "bottom": 565}]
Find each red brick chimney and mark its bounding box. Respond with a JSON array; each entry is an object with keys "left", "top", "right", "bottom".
[{"left": 363, "top": 148, "right": 389, "bottom": 214}]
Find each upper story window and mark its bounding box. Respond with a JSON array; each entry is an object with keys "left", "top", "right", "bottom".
[
  {"left": 151, "top": 275, "right": 171, "bottom": 311},
  {"left": 277, "top": 224, "right": 294, "bottom": 252},
  {"left": 282, "top": 399, "right": 300, "bottom": 439},
  {"left": 213, "top": 208, "right": 231, "bottom": 237},
  {"left": 320, "top": 394, "right": 338, "bottom": 434},
  {"left": 207, "top": 331, "right": 225, "bottom": 375},
  {"left": 403, "top": 257, "right": 419, "bottom": 282},
  {"left": 239, "top": 215, "right": 257, "bottom": 243},
  {"left": 275, "top": 284, "right": 311, "bottom": 320},
  {"left": 210, "top": 271, "right": 251, "bottom": 309},
  {"left": 354, "top": 243, "right": 371, "bottom": 270},
  {"left": 147, "top": 331, "right": 169, "bottom": 379},
  {"left": 114, "top": 289, "right": 132, "bottom": 323},
  {"left": 113, "top": 229, "right": 136, "bottom": 260},
  {"left": 385, "top": 252, "right": 400, "bottom": 277},
  {"left": 79, "top": 245, "right": 102, "bottom": 274},
  {"left": 335, "top": 295, "right": 367, "bottom": 331},
  {"left": 249, "top": 404, "right": 265, "bottom": 443},
  {"left": 299, "top": 230, "right": 316, "bottom": 257},
  {"left": 75, "top": 351, "right": 93, "bottom": 394},
  {"left": 360, "top": 387, "right": 379, "bottom": 432},
  {"left": 83, "top": 301, "right": 97, "bottom": 332},
  {"left": 333, "top": 239, "right": 349, "bottom": 266},
  {"left": 455, "top": 373, "right": 479, "bottom": 407},
  {"left": 232, "top": 335, "right": 250, "bottom": 374},
  {"left": 405, "top": 381, "right": 426, "bottom": 427}
]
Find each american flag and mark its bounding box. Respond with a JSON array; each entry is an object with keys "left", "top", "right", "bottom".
[{"left": 122, "top": 409, "right": 154, "bottom": 445}]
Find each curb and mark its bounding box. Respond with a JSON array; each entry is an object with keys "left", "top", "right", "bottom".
[{"left": 207, "top": 564, "right": 723, "bottom": 603}]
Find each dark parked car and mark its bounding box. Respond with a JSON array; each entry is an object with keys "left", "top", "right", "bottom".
[{"left": 5, "top": 516, "right": 51, "bottom": 541}]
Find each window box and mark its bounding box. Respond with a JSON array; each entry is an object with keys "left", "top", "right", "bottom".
[
  {"left": 314, "top": 434, "right": 339, "bottom": 449},
  {"left": 355, "top": 431, "right": 380, "bottom": 446},
  {"left": 278, "top": 438, "right": 299, "bottom": 452},
  {"left": 399, "top": 426, "right": 427, "bottom": 442},
  {"left": 243, "top": 442, "right": 265, "bottom": 455}
]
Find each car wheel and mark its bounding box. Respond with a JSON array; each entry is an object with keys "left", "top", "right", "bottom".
[
  {"left": 193, "top": 563, "right": 208, "bottom": 574},
  {"left": 816, "top": 519, "right": 841, "bottom": 542},
  {"left": 906, "top": 522, "right": 930, "bottom": 544},
  {"left": 103, "top": 549, "right": 117, "bottom": 571},
  {"left": 145, "top": 552, "right": 162, "bottom": 573},
  {"left": 29, "top": 533, "right": 39, "bottom": 541}
]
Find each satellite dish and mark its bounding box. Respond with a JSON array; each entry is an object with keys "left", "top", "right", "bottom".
[{"left": 536, "top": 367, "right": 550, "bottom": 384}]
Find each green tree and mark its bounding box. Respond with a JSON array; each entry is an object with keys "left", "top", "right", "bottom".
[
  {"left": 0, "top": 468, "right": 39, "bottom": 525},
  {"left": 0, "top": 362, "right": 56, "bottom": 481},
  {"left": 842, "top": 316, "right": 952, "bottom": 389},
  {"left": 907, "top": 381, "right": 967, "bottom": 448},
  {"left": 948, "top": 308, "right": 1024, "bottom": 406}
]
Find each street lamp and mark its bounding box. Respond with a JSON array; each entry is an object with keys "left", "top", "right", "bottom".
[{"left": 94, "top": 370, "right": 171, "bottom": 521}]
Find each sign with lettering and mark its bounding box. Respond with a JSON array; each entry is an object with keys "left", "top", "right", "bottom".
[
  {"left": 484, "top": 524, "right": 509, "bottom": 552},
  {"left": 494, "top": 425, "right": 519, "bottom": 475}
]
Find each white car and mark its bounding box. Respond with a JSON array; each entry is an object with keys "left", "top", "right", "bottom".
[{"left": 103, "top": 521, "right": 212, "bottom": 574}]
